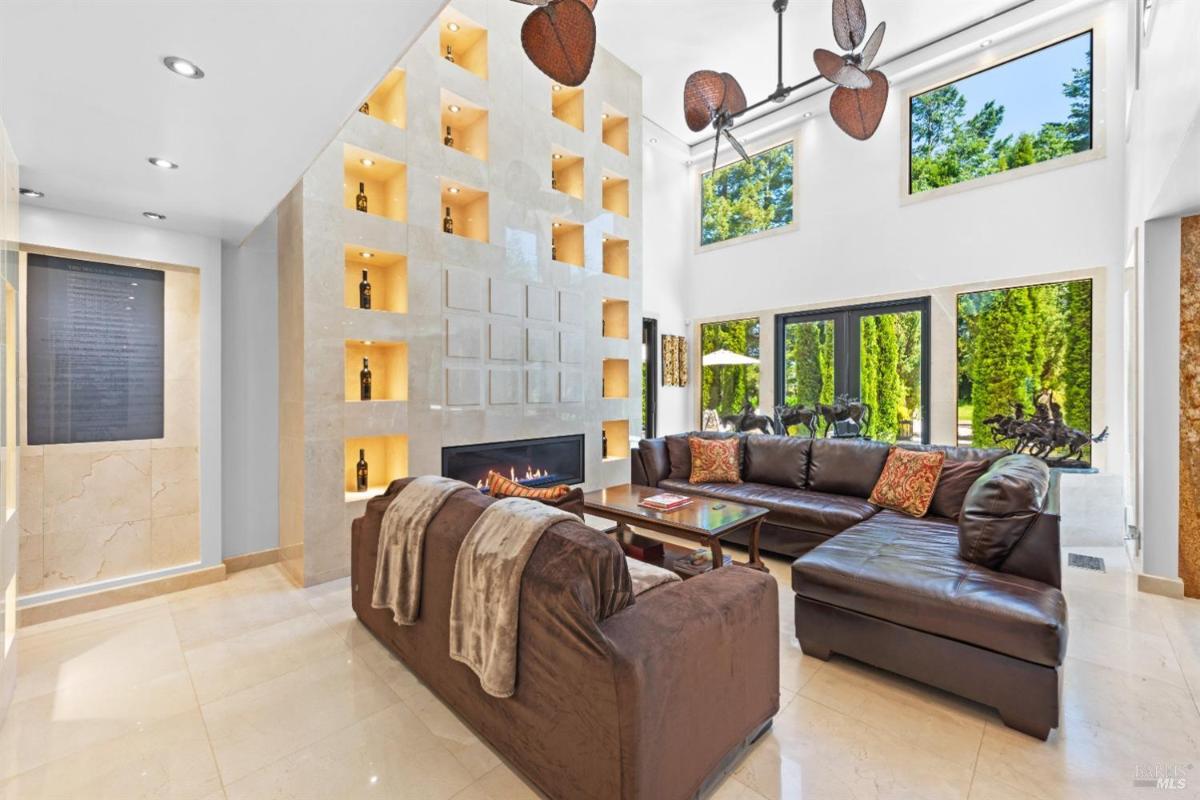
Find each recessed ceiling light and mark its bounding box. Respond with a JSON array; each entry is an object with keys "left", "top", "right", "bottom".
[
  {"left": 552, "top": 84, "right": 563, "bottom": 92},
  {"left": 148, "top": 157, "right": 179, "bottom": 170},
  {"left": 553, "top": 222, "right": 562, "bottom": 228},
  {"left": 447, "top": 22, "right": 460, "bottom": 32},
  {"left": 802, "top": 111, "right": 813, "bottom": 119},
  {"left": 552, "top": 153, "right": 563, "bottom": 160},
  {"left": 448, "top": 104, "right": 461, "bottom": 113},
  {"left": 19, "top": 188, "right": 43, "bottom": 198},
  {"left": 360, "top": 158, "right": 375, "bottom": 166},
  {"left": 163, "top": 56, "right": 204, "bottom": 80},
  {"left": 448, "top": 186, "right": 461, "bottom": 194},
  {"left": 359, "top": 251, "right": 373, "bottom": 258},
  {"left": 142, "top": 211, "right": 166, "bottom": 220},
  {"left": 131, "top": 282, "right": 139, "bottom": 286},
  {"left": 364, "top": 340, "right": 373, "bottom": 346},
  {"left": 649, "top": 137, "right": 658, "bottom": 144},
  {"left": 980, "top": 39, "right": 993, "bottom": 48},
  {"left": 603, "top": 175, "right": 610, "bottom": 181},
  {"left": 602, "top": 113, "right": 609, "bottom": 119}
]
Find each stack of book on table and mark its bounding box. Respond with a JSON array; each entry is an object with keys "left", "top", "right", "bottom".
[
  {"left": 674, "top": 548, "right": 733, "bottom": 576},
  {"left": 638, "top": 492, "right": 692, "bottom": 511}
]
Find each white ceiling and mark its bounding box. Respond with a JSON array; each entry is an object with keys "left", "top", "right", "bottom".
[
  {"left": 596, "top": 0, "right": 1028, "bottom": 146},
  {"left": 0, "top": 0, "right": 446, "bottom": 242}
]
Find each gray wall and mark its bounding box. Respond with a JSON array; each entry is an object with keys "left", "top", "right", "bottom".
[{"left": 221, "top": 213, "right": 279, "bottom": 558}]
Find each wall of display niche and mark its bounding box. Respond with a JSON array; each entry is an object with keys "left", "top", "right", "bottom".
[
  {"left": 0, "top": 119, "right": 19, "bottom": 718},
  {"left": 277, "top": 0, "right": 643, "bottom": 586},
  {"left": 16, "top": 253, "right": 201, "bottom": 598}
]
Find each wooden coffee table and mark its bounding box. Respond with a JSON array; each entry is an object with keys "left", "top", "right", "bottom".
[{"left": 582, "top": 484, "right": 769, "bottom": 576}]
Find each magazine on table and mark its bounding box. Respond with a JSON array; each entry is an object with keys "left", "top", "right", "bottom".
[{"left": 638, "top": 492, "right": 692, "bottom": 511}]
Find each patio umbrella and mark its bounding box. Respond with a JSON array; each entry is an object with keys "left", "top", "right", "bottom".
[{"left": 702, "top": 348, "right": 759, "bottom": 367}]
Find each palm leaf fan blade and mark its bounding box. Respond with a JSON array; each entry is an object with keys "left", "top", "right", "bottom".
[
  {"left": 520, "top": 0, "right": 597, "bottom": 87},
  {"left": 829, "top": 69, "right": 889, "bottom": 140},
  {"left": 831, "top": 0, "right": 868, "bottom": 50}
]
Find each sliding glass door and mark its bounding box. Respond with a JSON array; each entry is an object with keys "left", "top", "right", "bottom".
[{"left": 775, "top": 298, "right": 930, "bottom": 443}]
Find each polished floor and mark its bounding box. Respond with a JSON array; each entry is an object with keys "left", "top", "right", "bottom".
[{"left": 1, "top": 544, "right": 1199, "bottom": 799}]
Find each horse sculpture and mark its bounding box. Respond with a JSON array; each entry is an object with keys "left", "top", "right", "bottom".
[
  {"left": 981, "top": 391, "right": 1107, "bottom": 467},
  {"left": 817, "top": 395, "right": 871, "bottom": 438},
  {"left": 719, "top": 403, "right": 775, "bottom": 435},
  {"left": 773, "top": 404, "right": 822, "bottom": 438}
]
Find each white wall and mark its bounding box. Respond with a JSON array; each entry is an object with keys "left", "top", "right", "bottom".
[
  {"left": 641, "top": 2, "right": 1128, "bottom": 482},
  {"left": 642, "top": 120, "right": 692, "bottom": 436},
  {"left": 221, "top": 213, "right": 278, "bottom": 558},
  {"left": 1126, "top": 0, "right": 1200, "bottom": 585},
  {"left": 19, "top": 206, "right": 224, "bottom": 572}
]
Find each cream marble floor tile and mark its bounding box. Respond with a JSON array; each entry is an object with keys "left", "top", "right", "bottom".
[
  {"left": 404, "top": 683, "right": 503, "bottom": 780},
  {"left": 183, "top": 611, "right": 351, "bottom": 704},
  {"left": 223, "top": 704, "right": 475, "bottom": 800},
  {"left": 16, "top": 595, "right": 169, "bottom": 640},
  {"left": 353, "top": 633, "right": 425, "bottom": 701},
  {"left": 708, "top": 776, "right": 772, "bottom": 800},
  {"left": 1066, "top": 615, "right": 1189, "bottom": 690},
  {"left": 777, "top": 632, "right": 825, "bottom": 694},
  {"left": 14, "top": 603, "right": 185, "bottom": 705},
  {"left": 797, "top": 656, "right": 990, "bottom": 768},
  {"left": 733, "top": 694, "right": 975, "bottom": 800},
  {"left": 200, "top": 647, "right": 399, "bottom": 784},
  {"left": 168, "top": 565, "right": 314, "bottom": 650},
  {"left": 1064, "top": 582, "right": 1169, "bottom": 635},
  {"left": 448, "top": 763, "right": 541, "bottom": 800},
  {"left": 0, "top": 709, "right": 221, "bottom": 800},
  {"left": 0, "top": 664, "right": 198, "bottom": 780}
]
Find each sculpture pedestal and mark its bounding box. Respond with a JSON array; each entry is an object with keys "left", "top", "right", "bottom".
[{"left": 1049, "top": 467, "right": 1126, "bottom": 547}]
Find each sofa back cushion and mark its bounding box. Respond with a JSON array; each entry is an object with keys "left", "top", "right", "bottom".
[
  {"left": 665, "top": 431, "right": 743, "bottom": 480},
  {"left": 928, "top": 459, "right": 990, "bottom": 520},
  {"left": 807, "top": 438, "right": 891, "bottom": 498},
  {"left": 743, "top": 436, "right": 811, "bottom": 489},
  {"left": 958, "top": 454, "right": 1050, "bottom": 569}
]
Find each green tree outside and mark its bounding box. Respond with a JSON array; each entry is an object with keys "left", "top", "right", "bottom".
[
  {"left": 701, "top": 143, "right": 794, "bottom": 246},
  {"left": 701, "top": 318, "right": 761, "bottom": 419}
]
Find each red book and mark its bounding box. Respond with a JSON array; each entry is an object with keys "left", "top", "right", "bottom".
[{"left": 639, "top": 493, "right": 691, "bottom": 511}]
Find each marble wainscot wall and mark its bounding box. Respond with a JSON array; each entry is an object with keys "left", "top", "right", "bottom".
[
  {"left": 277, "top": 0, "right": 643, "bottom": 586},
  {"left": 1179, "top": 214, "right": 1200, "bottom": 598},
  {"left": 0, "top": 116, "right": 20, "bottom": 724},
  {"left": 17, "top": 266, "right": 201, "bottom": 597}
]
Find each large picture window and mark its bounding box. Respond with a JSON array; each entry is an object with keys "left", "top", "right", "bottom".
[
  {"left": 957, "top": 279, "right": 1092, "bottom": 449},
  {"left": 700, "top": 141, "right": 794, "bottom": 247},
  {"left": 909, "top": 31, "right": 1093, "bottom": 195},
  {"left": 700, "top": 318, "right": 760, "bottom": 425}
]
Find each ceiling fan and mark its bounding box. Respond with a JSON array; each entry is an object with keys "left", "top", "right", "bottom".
[
  {"left": 684, "top": 0, "right": 891, "bottom": 171},
  {"left": 511, "top": 0, "right": 599, "bottom": 87}
]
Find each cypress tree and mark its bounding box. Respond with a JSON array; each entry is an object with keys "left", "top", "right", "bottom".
[
  {"left": 859, "top": 318, "right": 879, "bottom": 439},
  {"left": 1062, "top": 280, "right": 1092, "bottom": 433},
  {"left": 970, "top": 288, "right": 1034, "bottom": 446},
  {"left": 874, "top": 315, "right": 902, "bottom": 441}
]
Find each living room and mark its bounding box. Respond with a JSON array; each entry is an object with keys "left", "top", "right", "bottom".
[{"left": 0, "top": 0, "right": 1197, "bottom": 797}]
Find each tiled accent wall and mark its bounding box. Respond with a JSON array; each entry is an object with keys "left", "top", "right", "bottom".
[
  {"left": 16, "top": 269, "right": 201, "bottom": 597},
  {"left": 277, "top": 0, "right": 643, "bottom": 586},
  {"left": 1180, "top": 214, "right": 1200, "bottom": 598}
]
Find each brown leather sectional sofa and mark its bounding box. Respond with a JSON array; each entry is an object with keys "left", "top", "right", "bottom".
[
  {"left": 352, "top": 478, "right": 780, "bottom": 800},
  {"left": 633, "top": 433, "right": 1068, "bottom": 739}
]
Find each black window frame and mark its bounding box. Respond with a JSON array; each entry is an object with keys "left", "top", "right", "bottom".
[
  {"left": 774, "top": 297, "right": 931, "bottom": 443},
  {"left": 642, "top": 317, "right": 657, "bottom": 439}
]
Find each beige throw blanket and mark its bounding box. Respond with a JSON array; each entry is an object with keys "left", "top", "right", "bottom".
[
  {"left": 625, "top": 556, "right": 681, "bottom": 596},
  {"left": 372, "top": 476, "right": 473, "bottom": 625},
  {"left": 449, "top": 497, "right": 575, "bottom": 698}
]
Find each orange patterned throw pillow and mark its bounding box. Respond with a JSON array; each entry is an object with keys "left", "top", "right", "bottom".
[
  {"left": 485, "top": 471, "right": 570, "bottom": 500},
  {"left": 869, "top": 447, "right": 946, "bottom": 517},
  {"left": 688, "top": 436, "right": 742, "bottom": 484}
]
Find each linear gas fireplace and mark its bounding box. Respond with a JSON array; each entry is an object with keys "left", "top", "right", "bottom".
[{"left": 442, "top": 434, "right": 585, "bottom": 490}]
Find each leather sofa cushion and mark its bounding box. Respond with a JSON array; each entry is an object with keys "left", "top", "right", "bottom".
[
  {"left": 959, "top": 455, "right": 1050, "bottom": 568},
  {"left": 665, "top": 432, "right": 743, "bottom": 480},
  {"left": 807, "top": 438, "right": 891, "bottom": 497},
  {"left": 658, "top": 478, "right": 878, "bottom": 536},
  {"left": 928, "top": 459, "right": 990, "bottom": 520},
  {"left": 743, "top": 436, "right": 811, "bottom": 489},
  {"left": 792, "top": 511, "right": 1067, "bottom": 667}
]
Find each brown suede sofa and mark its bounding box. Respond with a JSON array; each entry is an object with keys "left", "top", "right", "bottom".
[
  {"left": 351, "top": 478, "right": 780, "bottom": 800},
  {"left": 633, "top": 433, "right": 1068, "bottom": 739}
]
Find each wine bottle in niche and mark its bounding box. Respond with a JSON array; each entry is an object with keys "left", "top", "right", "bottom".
[
  {"left": 358, "top": 270, "right": 372, "bottom": 310},
  {"left": 551, "top": 239, "right": 558, "bottom": 261},
  {"left": 443, "top": 206, "right": 454, "bottom": 234},
  {"left": 444, "top": 126, "right": 454, "bottom": 148},
  {"left": 356, "top": 449, "right": 368, "bottom": 492},
  {"left": 602, "top": 429, "right": 608, "bottom": 458},
  {"left": 551, "top": 171, "right": 558, "bottom": 191},
  {"left": 360, "top": 357, "right": 372, "bottom": 401},
  {"left": 359, "top": 101, "right": 370, "bottom": 115},
  {"left": 445, "top": 45, "right": 455, "bottom": 64},
  {"left": 356, "top": 182, "right": 368, "bottom": 213}
]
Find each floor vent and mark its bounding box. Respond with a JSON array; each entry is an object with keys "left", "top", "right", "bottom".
[{"left": 1067, "top": 553, "right": 1106, "bottom": 573}]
